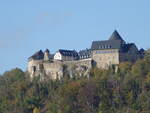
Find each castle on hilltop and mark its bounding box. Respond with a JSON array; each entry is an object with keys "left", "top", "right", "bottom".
[{"left": 28, "top": 30, "right": 144, "bottom": 80}]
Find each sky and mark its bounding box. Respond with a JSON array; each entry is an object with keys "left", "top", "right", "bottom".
[{"left": 0, "top": 0, "right": 150, "bottom": 74}]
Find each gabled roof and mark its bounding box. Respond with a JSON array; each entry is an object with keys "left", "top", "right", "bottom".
[
  {"left": 109, "top": 30, "right": 124, "bottom": 42},
  {"left": 79, "top": 49, "right": 91, "bottom": 56},
  {"left": 91, "top": 40, "right": 122, "bottom": 50},
  {"left": 58, "top": 49, "right": 79, "bottom": 57},
  {"left": 49, "top": 54, "right": 54, "bottom": 59},
  {"left": 91, "top": 30, "right": 126, "bottom": 50},
  {"left": 28, "top": 50, "right": 44, "bottom": 60}
]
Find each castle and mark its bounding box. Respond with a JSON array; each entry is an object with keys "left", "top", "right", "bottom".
[{"left": 28, "top": 30, "right": 144, "bottom": 80}]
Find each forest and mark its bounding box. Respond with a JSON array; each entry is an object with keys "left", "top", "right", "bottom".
[{"left": 0, "top": 51, "right": 150, "bottom": 113}]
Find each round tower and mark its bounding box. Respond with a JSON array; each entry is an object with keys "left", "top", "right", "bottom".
[{"left": 44, "top": 49, "right": 50, "bottom": 61}]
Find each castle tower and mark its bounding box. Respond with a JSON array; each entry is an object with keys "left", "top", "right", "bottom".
[{"left": 44, "top": 49, "right": 50, "bottom": 61}]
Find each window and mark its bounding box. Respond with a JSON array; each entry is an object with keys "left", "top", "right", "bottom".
[
  {"left": 32, "top": 66, "right": 36, "bottom": 72},
  {"left": 96, "top": 50, "right": 115, "bottom": 54},
  {"left": 39, "top": 64, "right": 44, "bottom": 70}
]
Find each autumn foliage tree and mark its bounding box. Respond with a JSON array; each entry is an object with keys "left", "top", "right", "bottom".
[{"left": 0, "top": 52, "right": 150, "bottom": 113}]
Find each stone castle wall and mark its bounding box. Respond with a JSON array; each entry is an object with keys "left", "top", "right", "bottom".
[
  {"left": 43, "top": 61, "right": 63, "bottom": 80},
  {"left": 92, "top": 49, "right": 119, "bottom": 69},
  {"left": 28, "top": 59, "right": 43, "bottom": 78},
  {"left": 28, "top": 48, "right": 141, "bottom": 80},
  {"left": 64, "top": 58, "right": 92, "bottom": 68},
  {"left": 28, "top": 58, "right": 92, "bottom": 80}
]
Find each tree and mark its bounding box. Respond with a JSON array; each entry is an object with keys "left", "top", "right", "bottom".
[{"left": 33, "top": 107, "right": 40, "bottom": 113}]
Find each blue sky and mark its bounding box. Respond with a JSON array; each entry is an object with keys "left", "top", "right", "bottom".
[{"left": 0, "top": 0, "right": 150, "bottom": 74}]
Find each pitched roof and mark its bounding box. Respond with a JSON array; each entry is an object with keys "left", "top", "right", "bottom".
[
  {"left": 58, "top": 49, "right": 79, "bottom": 57},
  {"left": 79, "top": 49, "right": 91, "bottom": 56},
  {"left": 28, "top": 50, "right": 44, "bottom": 60},
  {"left": 49, "top": 54, "right": 54, "bottom": 59},
  {"left": 45, "top": 49, "right": 50, "bottom": 53},
  {"left": 91, "top": 30, "right": 126, "bottom": 50},
  {"left": 91, "top": 40, "right": 122, "bottom": 50},
  {"left": 109, "top": 30, "right": 124, "bottom": 42}
]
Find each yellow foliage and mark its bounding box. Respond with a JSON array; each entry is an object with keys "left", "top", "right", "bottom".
[{"left": 33, "top": 107, "right": 40, "bottom": 113}]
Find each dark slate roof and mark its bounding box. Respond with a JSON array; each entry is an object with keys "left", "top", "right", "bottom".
[
  {"left": 45, "top": 49, "right": 50, "bottom": 53},
  {"left": 58, "top": 49, "right": 79, "bottom": 57},
  {"left": 91, "top": 40, "right": 122, "bottom": 50},
  {"left": 109, "top": 30, "right": 124, "bottom": 42},
  {"left": 91, "top": 30, "right": 126, "bottom": 50},
  {"left": 79, "top": 49, "right": 91, "bottom": 56},
  {"left": 49, "top": 54, "right": 54, "bottom": 59},
  {"left": 139, "top": 48, "right": 145, "bottom": 53},
  {"left": 28, "top": 50, "right": 44, "bottom": 60},
  {"left": 120, "top": 43, "right": 135, "bottom": 52}
]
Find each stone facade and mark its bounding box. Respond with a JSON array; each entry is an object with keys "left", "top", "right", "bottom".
[
  {"left": 92, "top": 49, "right": 119, "bottom": 69},
  {"left": 91, "top": 30, "right": 143, "bottom": 69},
  {"left": 27, "top": 30, "right": 144, "bottom": 80},
  {"left": 28, "top": 58, "right": 92, "bottom": 80}
]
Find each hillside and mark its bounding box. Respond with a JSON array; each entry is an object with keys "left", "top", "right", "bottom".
[{"left": 0, "top": 52, "right": 150, "bottom": 113}]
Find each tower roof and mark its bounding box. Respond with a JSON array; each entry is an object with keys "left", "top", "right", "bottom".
[
  {"left": 109, "top": 30, "right": 124, "bottom": 42},
  {"left": 91, "top": 30, "right": 126, "bottom": 50},
  {"left": 45, "top": 49, "right": 50, "bottom": 53}
]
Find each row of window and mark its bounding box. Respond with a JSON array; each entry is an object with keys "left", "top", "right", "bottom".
[
  {"left": 99, "top": 45, "right": 112, "bottom": 49},
  {"left": 96, "top": 50, "right": 116, "bottom": 54},
  {"left": 61, "top": 52, "right": 78, "bottom": 56},
  {"left": 63, "top": 54, "right": 78, "bottom": 57},
  {"left": 80, "top": 55, "right": 91, "bottom": 59}
]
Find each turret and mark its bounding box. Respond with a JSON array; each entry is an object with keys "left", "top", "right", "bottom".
[{"left": 44, "top": 49, "right": 50, "bottom": 61}]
